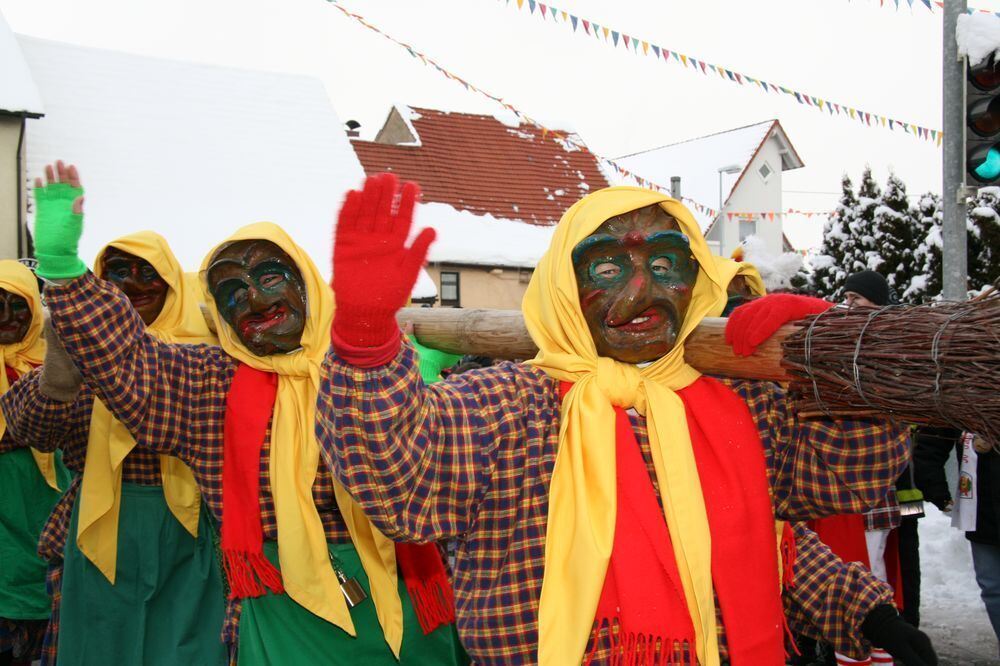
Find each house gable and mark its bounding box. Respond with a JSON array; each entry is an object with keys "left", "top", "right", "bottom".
[{"left": 374, "top": 106, "right": 419, "bottom": 145}]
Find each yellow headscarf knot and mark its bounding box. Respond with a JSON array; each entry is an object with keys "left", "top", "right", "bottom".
[
  {"left": 78, "top": 231, "right": 214, "bottom": 584},
  {"left": 595, "top": 358, "right": 644, "bottom": 411},
  {"left": 524, "top": 187, "right": 725, "bottom": 666},
  {"left": 199, "top": 222, "right": 405, "bottom": 657},
  {"left": 0, "top": 260, "right": 59, "bottom": 490}
]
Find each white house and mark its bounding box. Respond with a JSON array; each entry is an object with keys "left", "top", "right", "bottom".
[
  {"left": 614, "top": 120, "right": 804, "bottom": 257},
  {"left": 0, "top": 11, "right": 43, "bottom": 260}
]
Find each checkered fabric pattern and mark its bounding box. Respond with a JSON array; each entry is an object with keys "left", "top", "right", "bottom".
[
  {"left": 318, "top": 342, "right": 907, "bottom": 664},
  {"left": 1, "top": 272, "right": 353, "bottom": 654},
  {"left": 2, "top": 376, "right": 162, "bottom": 485},
  {"left": 37, "top": 563, "right": 62, "bottom": 666},
  {"left": 864, "top": 488, "right": 902, "bottom": 532}
]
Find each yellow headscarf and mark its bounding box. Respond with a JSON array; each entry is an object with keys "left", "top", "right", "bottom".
[
  {"left": 708, "top": 256, "right": 766, "bottom": 317},
  {"left": 0, "top": 260, "right": 60, "bottom": 490},
  {"left": 523, "top": 187, "right": 727, "bottom": 666},
  {"left": 77, "top": 231, "right": 216, "bottom": 583},
  {"left": 199, "top": 222, "right": 405, "bottom": 656}
]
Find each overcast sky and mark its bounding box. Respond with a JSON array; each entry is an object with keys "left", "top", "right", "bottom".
[{"left": 4, "top": 0, "right": 996, "bottom": 249}]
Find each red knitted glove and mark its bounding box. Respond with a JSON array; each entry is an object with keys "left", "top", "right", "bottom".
[
  {"left": 724, "top": 293, "right": 832, "bottom": 357},
  {"left": 332, "top": 173, "right": 435, "bottom": 352}
]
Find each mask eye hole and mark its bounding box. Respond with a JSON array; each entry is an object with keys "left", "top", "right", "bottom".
[
  {"left": 650, "top": 256, "right": 673, "bottom": 275},
  {"left": 593, "top": 262, "right": 621, "bottom": 279},
  {"left": 259, "top": 272, "right": 286, "bottom": 289}
]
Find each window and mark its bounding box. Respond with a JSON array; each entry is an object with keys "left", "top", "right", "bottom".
[
  {"left": 739, "top": 218, "right": 757, "bottom": 242},
  {"left": 757, "top": 161, "right": 773, "bottom": 183},
  {"left": 440, "top": 271, "right": 460, "bottom": 307}
]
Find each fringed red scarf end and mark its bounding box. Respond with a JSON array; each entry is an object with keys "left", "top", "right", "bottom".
[
  {"left": 404, "top": 571, "right": 456, "bottom": 635},
  {"left": 585, "top": 617, "right": 695, "bottom": 666},
  {"left": 223, "top": 549, "right": 285, "bottom": 599}
]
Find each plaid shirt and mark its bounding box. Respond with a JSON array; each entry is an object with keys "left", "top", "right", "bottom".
[
  {"left": 864, "top": 488, "right": 902, "bottom": 532},
  {"left": 2, "top": 273, "right": 353, "bottom": 651},
  {"left": 318, "top": 342, "right": 905, "bottom": 664}
]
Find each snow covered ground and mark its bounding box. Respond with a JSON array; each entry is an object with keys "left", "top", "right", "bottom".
[{"left": 919, "top": 504, "right": 999, "bottom": 665}]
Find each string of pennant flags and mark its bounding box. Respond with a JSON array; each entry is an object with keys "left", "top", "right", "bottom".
[
  {"left": 499, "top": 0, "right": 942, "bottom": 145},
  {"left": 863, "top": 0, "right": 1000, "bottom": 16},
  {"left": 326, "top": 0, "right": 833, "bottom": 221}
]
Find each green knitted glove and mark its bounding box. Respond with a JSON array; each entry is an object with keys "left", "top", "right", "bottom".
[{"left": 33, "top": 182, "right": 87, "bottom": 279}]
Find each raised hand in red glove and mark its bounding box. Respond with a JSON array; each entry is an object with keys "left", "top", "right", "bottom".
[
  {"left": 724, "top": 293, "right": 832, "bottom": 357},
  {"left": 332, "top": 173, "right": 435, "bottom": 361}
]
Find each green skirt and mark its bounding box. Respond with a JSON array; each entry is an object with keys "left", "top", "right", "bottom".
[
  {"left": 58, "top": 483, "right": 227, "bottom": 666},
  {"left": 0, "top": 448, "right": 69, "bottom": 620},
  {"left": 238, "top": 541, "right": 468, "bottom": 666}
]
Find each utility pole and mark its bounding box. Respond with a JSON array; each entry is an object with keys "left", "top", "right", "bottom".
[{"left": 943, "top": 0, "right": 969, "bottom": 300}]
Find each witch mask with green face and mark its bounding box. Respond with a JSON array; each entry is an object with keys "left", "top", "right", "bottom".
[
  {"left": 0, "top": 288, "right": 32, "bottom": 346},
  {"left": 205, "top": 240, "right": 307, "bottom": 357},
  {"left": 572, "top": 204, "right": 699, "bottom": 364}
]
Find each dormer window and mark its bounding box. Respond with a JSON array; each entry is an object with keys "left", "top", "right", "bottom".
[{"left": 757, "top": 161, "right": 773, "bottom": 183}]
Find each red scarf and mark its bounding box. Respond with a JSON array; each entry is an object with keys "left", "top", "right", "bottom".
[
  {"left": 221, "top": 363, "right": 284, "bottom": 598},
  {"left": 578, "top": 376, "right": 785, "bottom": 665},
  {"left": 221, "top": 363, "right": 455, "bottom": 634}
]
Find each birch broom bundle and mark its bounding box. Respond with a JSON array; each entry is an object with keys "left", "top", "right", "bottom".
[{"left": 782, "top": 286, "right": 1000, "bottom": 447}]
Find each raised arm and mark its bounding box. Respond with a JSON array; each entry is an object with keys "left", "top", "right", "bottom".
[
  {"left": 723, "top": 296, "right": 909, "bottom": 519},
  {"left": 317, "top": 173, "right": 551, "bottom": 542},
  {"left": 30, "top": 160, "right": 228, "bottom": 463}
]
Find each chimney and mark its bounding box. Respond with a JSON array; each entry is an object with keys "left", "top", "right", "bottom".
[
  {"left": 345, "top": 119, "right": 361, "bottom": 138},
  {"left": 670, "top": 176, "right": 681, "bottom": 199}
]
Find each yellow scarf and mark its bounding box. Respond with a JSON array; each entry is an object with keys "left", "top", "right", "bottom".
[
  {"left": 77, "top": 231, "right": 216, "bottom": 583},
  {"left": 708, "top": 256, "right": 766, "bottom": 317},
  {"left": 0, "top": 260, "right": 59, "bottom": 490},
  {"left": 523, "top": 187, "right": 727, "bottom": 666},
  {"left": 200, "top": 222, "right": 405, "bottom": 656}
]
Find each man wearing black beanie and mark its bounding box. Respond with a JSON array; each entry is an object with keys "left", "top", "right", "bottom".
[{"left": 843, "top": 270, "right": 898, "bottom": 308}]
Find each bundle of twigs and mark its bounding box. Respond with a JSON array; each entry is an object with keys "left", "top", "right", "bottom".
[{"left": 782, "top": 286, "right": 1000, "bottom": 447}]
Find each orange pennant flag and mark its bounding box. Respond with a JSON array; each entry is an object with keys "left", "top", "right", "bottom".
[{"left": 642, "top": 41, "right": 649, "bottom": 55}]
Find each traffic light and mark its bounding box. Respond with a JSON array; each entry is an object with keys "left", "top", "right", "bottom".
[{"left": 966, "top": 56, "right": 1000, "bottom": 184}]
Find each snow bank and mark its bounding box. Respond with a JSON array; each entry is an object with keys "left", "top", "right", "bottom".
[
  {"left": 958, "top": 13, "right": 1000, "bottom": 67},
  {"left": 919, "top": 504, "right": 985, "bottom": 625},
  {"left": 413, "top": 202, "right": 554, "bottom": 268}
]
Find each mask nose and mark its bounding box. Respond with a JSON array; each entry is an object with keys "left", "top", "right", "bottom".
[{"left": 607, "top": 263, "right": 653, "bottom": 326}]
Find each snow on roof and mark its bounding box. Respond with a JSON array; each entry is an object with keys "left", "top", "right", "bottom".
[
  {"left": 0, "top": 12, "right": 43, "bottom": 115},
  {"left": 412, "top": 267, "right": 437, "bottom": 300},
  {"left": 19, "top": 35, "right": 365, "bottom": 277},
  {"left": 415, "top": 202, "right": 554, "bottom": 268},
  {"left": 612, "top": 121, "right": 780, "bottom": 230},
  {"left": 958, "top": 13, "right": 1000, "bottom": 67}
]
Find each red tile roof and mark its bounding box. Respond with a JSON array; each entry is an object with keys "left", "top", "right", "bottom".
[{"left": 351, "top": 106, "right": 609, "bottom": 226}]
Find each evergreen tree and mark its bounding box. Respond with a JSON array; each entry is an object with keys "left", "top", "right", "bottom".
[
  {"left": 845, "top": 166, "right": 882, "bottom": 283},
  {"left": 968, "top": 186, "right": 1000, "bottom": 292},
  {"left": 867, "top": 172, "right": 914, "bottom": 294},
  {"left": 809, "top": 174, "right": 856, "bottom": 298},
  {"left": 904, "top": 193, "right": 942, "bottom": 302}
]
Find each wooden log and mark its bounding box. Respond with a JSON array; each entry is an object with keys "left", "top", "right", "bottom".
[{"left": 397, "top": 307, "right": 793, "bottom": 382}]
